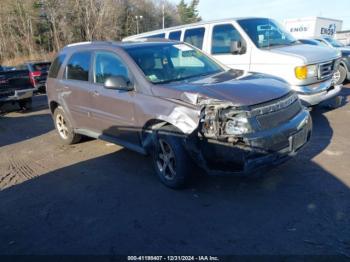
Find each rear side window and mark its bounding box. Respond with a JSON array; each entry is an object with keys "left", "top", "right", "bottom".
[
  {"left": 66, "top": 52, "right": 91, "bottom": 81},
  {"left": 148, "top": 33, "right": 165, "bottom": 39},
  {"left": 169, "top": 31, "right": 181, "bottom": 41},
  {"left": 49, "top": 54, "right": 66, "bottom": 78},
  {"left": 212, "top": 24, "right": 244, "bottom": 54},
  {"left": 184, "top": 27, "right": 205, "bottom": 49}
]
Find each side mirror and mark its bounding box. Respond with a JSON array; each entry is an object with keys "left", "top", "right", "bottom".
[
  {"left": 104, "top": 76, "right": 133, "bottom": 91},
  {"left": 230, "top": 41, "right": 246, "bottom": 54}
]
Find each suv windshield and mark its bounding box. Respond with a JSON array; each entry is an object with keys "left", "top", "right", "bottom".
[
  {"left": 238, "top": 18, "right": 298, "bottom": 49},
  {"left": 124, "top": 43, "right": 223, "bottom": 84},
  {"left": 323, "top": 37, "right": 344, "bottom": 48}
]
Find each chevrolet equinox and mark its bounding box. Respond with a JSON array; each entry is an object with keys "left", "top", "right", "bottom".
[{"left": 47, "top": 40, "right": 312, "bottom": 188}]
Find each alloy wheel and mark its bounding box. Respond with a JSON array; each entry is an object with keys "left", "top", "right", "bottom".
[
  {"left": 156, "top": 139, "right": 176, "bottom": 180},
  {"left": 56, "top": 113, "right": 69, "bottom": 139}
]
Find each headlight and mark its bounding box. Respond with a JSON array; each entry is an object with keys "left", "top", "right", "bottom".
[
  {"left": 225, "top": 115, "right": 250, "bottom": 135},
  {"left": 295, "top": 65, "right": 318, "bottom": 80}
]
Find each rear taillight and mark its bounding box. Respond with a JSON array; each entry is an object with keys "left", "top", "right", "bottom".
[
  {"left": 29, "top": 71, "right": 41, "bottom": 86},
  {"left": 30, "top": 71, "right": 41, "bottom": 77}
]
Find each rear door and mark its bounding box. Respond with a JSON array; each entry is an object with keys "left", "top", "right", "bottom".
[
  {"left": 60, "top": 51, "right": 94, "bottom": 130},
  {"left": 90, "top": 50, "right": 139, "bottom": 145}
]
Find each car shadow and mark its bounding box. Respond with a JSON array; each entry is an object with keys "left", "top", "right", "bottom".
[
  {"left": 0, "top": 112, "right": 53, "bottom": 147},
  {"left": 0, "top": 104, "right": 350, "bottom": 255}
]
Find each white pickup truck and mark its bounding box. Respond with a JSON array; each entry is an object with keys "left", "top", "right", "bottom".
[{"left": 123, "top": 17, "right": 342, "bottom": 106}]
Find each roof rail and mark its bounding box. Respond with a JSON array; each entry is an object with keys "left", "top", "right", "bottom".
[
  {"left": 126, "top": 38, "right": 176, "bottom": 43},
  {"left": 66, "top": 41, "right": 92, "bottom": 47}
]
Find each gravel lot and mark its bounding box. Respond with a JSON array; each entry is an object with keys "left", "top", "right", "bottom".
[{"left": 0, "top": 86, "right": 350, "bottom": 256}]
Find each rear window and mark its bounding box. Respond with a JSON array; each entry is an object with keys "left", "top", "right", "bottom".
[
  {"left": 169, "top": 31, "right": 181, "bottom": 41},
  {"left": 32, "top": 63, "right": 51, "bottom": 72},
  {"left": 48, "top": 54, "right": 66, "bottom": 78},
  {"left": 66, "top": 52, "right": 91, "bottom": 81},
  {"left": 184, "top": 27, "right": 205, "bottom": 49}
]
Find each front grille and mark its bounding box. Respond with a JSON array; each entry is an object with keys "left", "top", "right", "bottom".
[
  {"left": 256, "top": 99, "right": 302, "bottom": 130},
  {"left": 318, "top": 61, "right": 334, "bottom": 80}
]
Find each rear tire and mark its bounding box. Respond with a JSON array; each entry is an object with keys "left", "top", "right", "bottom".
[
  {"left": 18, "top": 98, "right": 32, "bottom": 111},
  {"left": 53, "top": 107, "right": 81, "bottom": 145},
  {"left": 152, "top": 126, "right": 193, "bottom": 189}
]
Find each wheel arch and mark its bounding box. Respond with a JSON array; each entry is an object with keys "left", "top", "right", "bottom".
[
  {"left": 141, "top": 119, "right": 188, "bottom": 153},
  {"left": 339, "top": 59, "right": 350, "bottom": 80},
  {"left": 49, "top": 100, "right": 60, "bottom": 114}
]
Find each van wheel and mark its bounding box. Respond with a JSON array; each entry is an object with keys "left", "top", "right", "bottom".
[
  {"left": 334, "top": 65, "right": 346, "bottom": 85},
  {"left": 19, "top": 98, "right": 32, "bottom": 111},
  {"left": 53, "top": 107, "right": 81, "bottom": 145},
  {"left": 152, "top": 127, "right": 193, "bottom": 189}
]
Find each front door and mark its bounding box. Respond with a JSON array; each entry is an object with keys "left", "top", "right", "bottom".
[
  {"left": 209, "top": 23, "right": 251, "bottom": 71},
  {"left": 90, "top": 50, "right": 140, "bottom": 146}
]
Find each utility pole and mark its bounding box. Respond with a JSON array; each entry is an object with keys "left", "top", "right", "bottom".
[
  {"left": 135, "top": 15, "right": 143, "bottom": 34},
  {"left": 162, "top": 4, "right": 165, "bottom": 29}
]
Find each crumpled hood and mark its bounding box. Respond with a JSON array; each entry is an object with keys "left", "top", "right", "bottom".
[
  {"left": 151, "top": 71, "right": 292, "bottom": 107},
  {"left": 270, "top": 44, "right": 339, "bottom": 64}
]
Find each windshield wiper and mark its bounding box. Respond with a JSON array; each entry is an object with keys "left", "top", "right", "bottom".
[{"left": 153, "top": 70, "right": 222, "bottom": 85}]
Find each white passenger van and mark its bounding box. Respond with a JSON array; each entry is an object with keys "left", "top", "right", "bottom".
[{"left": 123, "top": 17, "right": 342, "bottom": 106}]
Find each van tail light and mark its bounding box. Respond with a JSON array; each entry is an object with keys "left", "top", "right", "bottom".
[{"left": 29, "top": 71, "right": 41, "bottom": 86}]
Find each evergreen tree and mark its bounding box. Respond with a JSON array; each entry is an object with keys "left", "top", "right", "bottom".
[{"left": 177, "top": 0, "right": 201, "bottom": 25}]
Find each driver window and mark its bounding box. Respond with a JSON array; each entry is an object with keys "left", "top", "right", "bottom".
[
  {"left": 212, "top": 24, "right": 244, "bottom": 55},
  {"left": 94, "top": 51, "right": 129, "bottom": 84}
]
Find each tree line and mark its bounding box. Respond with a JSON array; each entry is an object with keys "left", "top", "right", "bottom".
[{"left": 0, "top": 0, "right": 201, "bottom": 64}]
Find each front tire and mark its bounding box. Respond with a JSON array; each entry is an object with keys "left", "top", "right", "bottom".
[
  {"left": 334, "top": 65, "right": 347, "bottom": 85},
  {"left": 152, "top": 127, "right": 193, "bottom": 189},
  {"left": 53, "top": 107, "right": 81, "bottom": 145}
]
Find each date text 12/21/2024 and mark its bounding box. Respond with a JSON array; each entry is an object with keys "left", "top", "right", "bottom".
[{"left": 127, "top": 256, "right": 220, "bottom": 261}]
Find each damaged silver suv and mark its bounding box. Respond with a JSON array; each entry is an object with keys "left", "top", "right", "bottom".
[{"left": 47, "top": 40, "right": 312, "bottom": 188}]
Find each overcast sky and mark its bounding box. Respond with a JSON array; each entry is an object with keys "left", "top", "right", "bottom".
[{"left": 172, "top": 0, "right": 350, "bottom": 30}]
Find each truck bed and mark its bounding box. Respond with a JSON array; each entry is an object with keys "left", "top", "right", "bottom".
[{"left": 0, "top": 70, "right": 34, "bottom": 100}]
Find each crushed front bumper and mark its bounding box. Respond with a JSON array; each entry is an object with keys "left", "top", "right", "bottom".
[
  {"left": 291, "top": 79, "right": 342, "bottom": 106},
  {"left": 188, "top": 109, "right": 312, "bottom": 175}
]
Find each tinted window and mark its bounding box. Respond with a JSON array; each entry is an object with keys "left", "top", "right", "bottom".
[
  {"left": 66, "top": 52, "right": 91, "bottom": 81},
  {"left": 32, "top": 62, "right": 51, "bottom": 72},
  {"left": 94, "top": 51, "right": 129, "bottom": 84},
  {"left": 125, "top": 43, "right": 223, "bottom": 84},
  {"left": 148, "top": 33, "right": 165, "bottom": 39},
  {"left": 212, "top": 24, "right": 244, "bottom": 54},
  {"left": 184, "top": 28, "right": 205, "bottom": 49},
  {"left": 49, "top": 54, "right": 66, "bottom": 78},
  {"left": 299, "top": 39, "right": 319, "bottom": 46},
  {"left": 169, "top": 31, "right": 181, "bottom": 41}
]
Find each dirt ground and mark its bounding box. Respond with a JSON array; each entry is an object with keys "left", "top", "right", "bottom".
[{"left": 0, "top": 86, "right": 350, "bottom": 256}]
